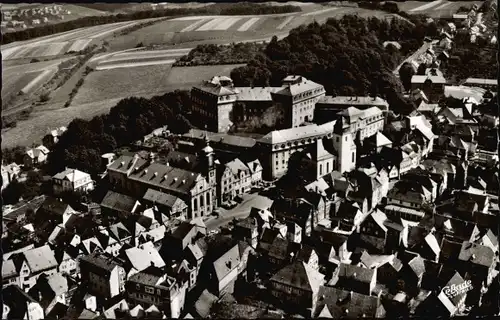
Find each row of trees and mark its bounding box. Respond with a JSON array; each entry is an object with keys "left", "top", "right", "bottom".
[
  {"left": 230, "top": 15, "right": 436, "bottom": 114},
  {"left": 2, "top": 3, "right": 301, "bottom": 44},
  {"left": 46, "top": 91, "right": 193, "bottom": 176},
  {"left": 174, "top": 42, "right": 266, "bottom": 66}
]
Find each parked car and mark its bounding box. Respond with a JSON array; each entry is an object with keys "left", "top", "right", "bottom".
[
  {"left": 212, "top": 209, "right": 221, "bottom": 218},
  {"left": 234, "top": 195, "right": 244, "bottom": 203}
]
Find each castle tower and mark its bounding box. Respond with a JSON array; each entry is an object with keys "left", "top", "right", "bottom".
[{"left": 332, "top": 117, "right": 357, "bottom": 174}]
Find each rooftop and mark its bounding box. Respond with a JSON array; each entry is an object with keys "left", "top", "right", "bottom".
[
  {"left": 317, "top": 96, "right": 389, "bottom": 107},
  {"left": 53, "top": 168, "right": 90, "bottom": 182},
  {"left": 258, "top": 120, "right": 336, "bottom": 145},
  {"left": 270, "top": 261, "right": 324, "bottom": 294}
]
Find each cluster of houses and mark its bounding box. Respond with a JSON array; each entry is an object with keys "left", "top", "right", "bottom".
[
  {"left": 2, "top": 16, "right": 499, "bottom": 320},
  {"left": 1, "top": 5, "right": 69, "bottom": 32}
]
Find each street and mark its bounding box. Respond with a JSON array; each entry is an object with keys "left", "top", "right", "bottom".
[
  {"left": 205, "top": 192, "right": 273, "bottom": 231},
  {"left": 393, "top": 41, "right": 432, "bottom": 75}
]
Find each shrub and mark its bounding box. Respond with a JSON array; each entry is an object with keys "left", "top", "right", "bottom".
[{"left": 40, "top": 92, "right": 51, "bottom": 102}]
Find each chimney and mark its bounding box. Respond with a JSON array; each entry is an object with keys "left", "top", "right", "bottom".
[
  {"left": 226, "top": 261, "right": 232, "bottom": 269},
  {"left": 182, "top": 179, "right": 186, "bottom": 184},
  {"left": 166, "top": 162, "right": 170, "bottom": 167},
  {"left": 120, "top": 161, "right": 125, "bottom": 167}
]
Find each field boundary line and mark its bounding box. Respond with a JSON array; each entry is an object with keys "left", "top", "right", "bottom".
[
  {"left": 237, "top": 17, "right": 260, "bottom": 32},
  {"left": 95, "top": 59, "right": 177, "bottom": 70},
  {"left": 277, "top": 16, "right": 294, "bottom": 30},
  {"left": 196, "top": 18, "right": 222, "bottom": 31},
  {"left": 434, "top": 2, "right": 453, "bottom": 10},
  {"left": 409, "top": 0, "right": 443, "bottom": 12},
  {"left": 181, "top": 19, "right": 207, "bottom": 32},
  {"left": 301, "top": 7, "right": 338, "bottom": 17}
]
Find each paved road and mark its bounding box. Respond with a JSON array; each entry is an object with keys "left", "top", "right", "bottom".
[
  {"left": 205, "top": 192, "right": 273, "bottom": 230},
  {"left": 393, "top": 41, "right": 432, "bottom": 76}
]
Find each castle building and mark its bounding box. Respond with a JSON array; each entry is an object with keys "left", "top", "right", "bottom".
[
  {"left": 314, "top": 96, "right": 389, "bottom": 124},
  {"left": 331, "top": 107, "right": 385, "bottom": 173},
  {"left": 256, "top": 121, "right": 336, "bottom": 180},
  {"left": 190, "top": 75, "right": 325, "bottom": 133}
]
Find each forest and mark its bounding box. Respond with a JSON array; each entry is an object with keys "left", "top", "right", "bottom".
[
  {"left": 174, "top": 42, "right": 267, "bottom": 66},
  {"left": 230, "top": 15, "right": 438, "bottom": 114},
  {"left": 2, "top": 3, "right": 301, "bottom": 44}
]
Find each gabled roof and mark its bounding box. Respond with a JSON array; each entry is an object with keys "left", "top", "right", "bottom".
[
  {"left": 24, "top": 245, "right": 58, "bottom": 273},
  {"left": 213, "top": 244, "right": 240, "bottom": 282},
  {"left": 271, "top": 261, "right": 324, "bottom": 294},
  {"left": 374, "top": 132, "right": 392, "bottom": 147},
  {"left": 53, "top": 168, "right": 90, "bottom": 182},
  {"left": 100, "top": 191, "right": 136, "bottom": 214},
  {"left": 335, "top": 263, "right": 376, "bottom": 285},
  {"left": 458, "top": 241, "right": 495, "bottom": 267},
  {"left": 315, "top": 286, "right": 385, "bottom": 318},
  {"left": 142, "top": 188, "right": 185, "bottom": 209},
  {"left": 125, "top": 242, "right": 166, "bottom": 271}
]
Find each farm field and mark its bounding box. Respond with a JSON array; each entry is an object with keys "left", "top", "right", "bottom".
[
  {"left": 107, "top": 7, "right": 397, "bottom": 50},
  {"left": 92, "top": 48, "right": 192, "bottom": 70},
  {"left": 1, "top": 63, "right": 242, "bottom": 148},
  {"left": 72, "top": 63, "right": 241, "bottom": 106},
  {"left": 1, "top": 20, "right": 145, "bottom": 61},
  {"left": 397, "top": 1, "right": 483, "bottom": 18},
  {"left": 2, "top": 57, "right": 73, "bottom": 110}
]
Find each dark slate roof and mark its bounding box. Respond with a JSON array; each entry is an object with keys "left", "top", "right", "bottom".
[
  {"left": 270, "top": 261, "right": 324, "bottom": 294},
  {"left": 142, "top": 188, "right": 183, "bottom": 209},
  {"left": 100, "top": 191, "right": 136, "bottom": 213},
  {"left": 315, "top": 286, "right": 386, "bottom": 318}
]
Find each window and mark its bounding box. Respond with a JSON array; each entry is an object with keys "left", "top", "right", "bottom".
[
  {"left": 136, "top": 284, "right": 140, "bottom": 290},
  {"left": 336, "top": 137, "right": 339, "bottom": 143},
  {"left": 352, "top": 152, "right": 355, "bottom": 162},
  {"left": 319, "top": 164, "right": 323, "bottom": 176},
  {"left": 345, "top": 136, "right": 348, "bottom": 141},
  {"left": 193, "top": 198, "right": 198, "bottom": 211},
  {"left": 326, "top": 162, "right": 330, "bottom": 173}
]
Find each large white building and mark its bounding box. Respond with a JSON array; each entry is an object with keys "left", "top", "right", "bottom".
[
  {"left": 52, "top": 168, "right": 94, "bottom": 195},
  {"left": 191, "top": 75, "right": 325, "bottom": 132}
]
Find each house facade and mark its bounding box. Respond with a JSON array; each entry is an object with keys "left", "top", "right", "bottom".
[
  {"left": 107, "top": 154, "right": 216, "bottom": 219},
  {"left": 52, "top": 168, "right": 94, "bottom": 195},
  {"left": 79, "top": 253, "right": 126, "bottom": 299}
]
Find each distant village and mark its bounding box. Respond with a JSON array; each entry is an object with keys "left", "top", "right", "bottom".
[
  {"left": 2, "top": 3, "right": 499, "bottom": 320},
  {"left": 1, "top": 5, "right": 70, "bottom": 33}
]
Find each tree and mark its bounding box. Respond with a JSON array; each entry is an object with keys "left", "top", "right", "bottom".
[{"left": 399, "top": 62, "right": 415, "bottom": 91}]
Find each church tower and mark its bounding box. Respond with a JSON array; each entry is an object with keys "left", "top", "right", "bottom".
[
  {"left": 199, "top": 129, "right": 218, "bottom": 209},
  {"left": 200, "top": 131, "right": 217, "bottom": 186},
  {"left": 332, "top": 117, "right": 357, "bottom": 174}
]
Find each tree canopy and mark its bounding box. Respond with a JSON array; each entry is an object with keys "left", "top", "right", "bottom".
[
  {"left": 46, "top": 91, "right": 193, "bottom": 176},
  {"left": 231, "top": 15, "right": 434, "bottom": 114}
]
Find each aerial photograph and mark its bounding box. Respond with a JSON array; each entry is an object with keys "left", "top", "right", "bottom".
[{"left": 1, "top": 0, "right": 498, "bottom": 318}]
